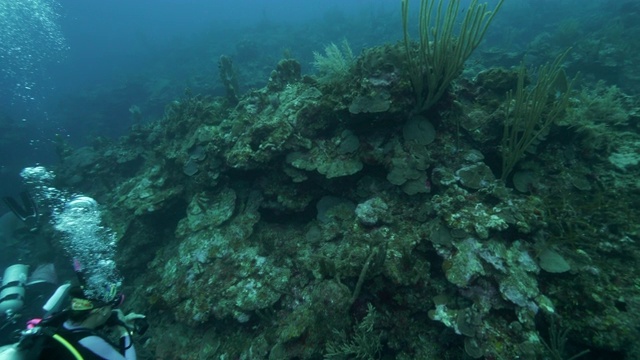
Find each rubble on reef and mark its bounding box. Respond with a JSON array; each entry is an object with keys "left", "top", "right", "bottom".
[{"left": 49, "top": 43, "right": 640, "bottom": 359}]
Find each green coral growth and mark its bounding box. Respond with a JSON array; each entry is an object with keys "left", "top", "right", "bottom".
[
  {"left": 312, "top": 39, "right": 355, "bottom": 85},
  {"left": 325, "top": 303, "right": 382, "bottom": 360}
]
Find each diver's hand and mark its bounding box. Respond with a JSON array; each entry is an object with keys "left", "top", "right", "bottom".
[{"left": 113, "top": 309, "right": 146, "bottom": 329}]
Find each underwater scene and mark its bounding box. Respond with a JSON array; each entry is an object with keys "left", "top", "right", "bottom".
[{"left": 1, "top": 0, "right": 640, "bottom": 359}]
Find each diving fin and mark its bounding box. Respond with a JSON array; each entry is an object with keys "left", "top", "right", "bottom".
[{"left": 2, "top": 191, "right": 39, "bottom": 232}]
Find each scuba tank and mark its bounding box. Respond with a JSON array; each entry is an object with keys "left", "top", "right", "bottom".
[{"left": 0, "top": 265, "right": 29, "bottom": 316}]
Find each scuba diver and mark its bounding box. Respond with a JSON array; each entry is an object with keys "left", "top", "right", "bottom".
[
  {"left": 1, "top": 185, "right": 147, "bottom": 359},
  {"left": 39, "top": 285, "right": 145, "bottom": 360},
  {"left": 0, "top": 283, "right": 147, "bottom": 360}
]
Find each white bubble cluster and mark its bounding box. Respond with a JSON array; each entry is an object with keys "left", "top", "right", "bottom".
[
  {"left": 21, "top": 166, "right": 122, "bottom": 302},
  {"left": 20, "top": 166, "right": 64, "bottom": 214},
  {"left": 55, "top": 196, "right": 122, "bottom": 301},
  {"left": 20, "top": 165, "right": 55, "bottom": 184}
]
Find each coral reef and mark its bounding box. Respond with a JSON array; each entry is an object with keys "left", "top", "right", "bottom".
[{"left": 47, "top": 37, "right": 640, "bottom": 360}]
